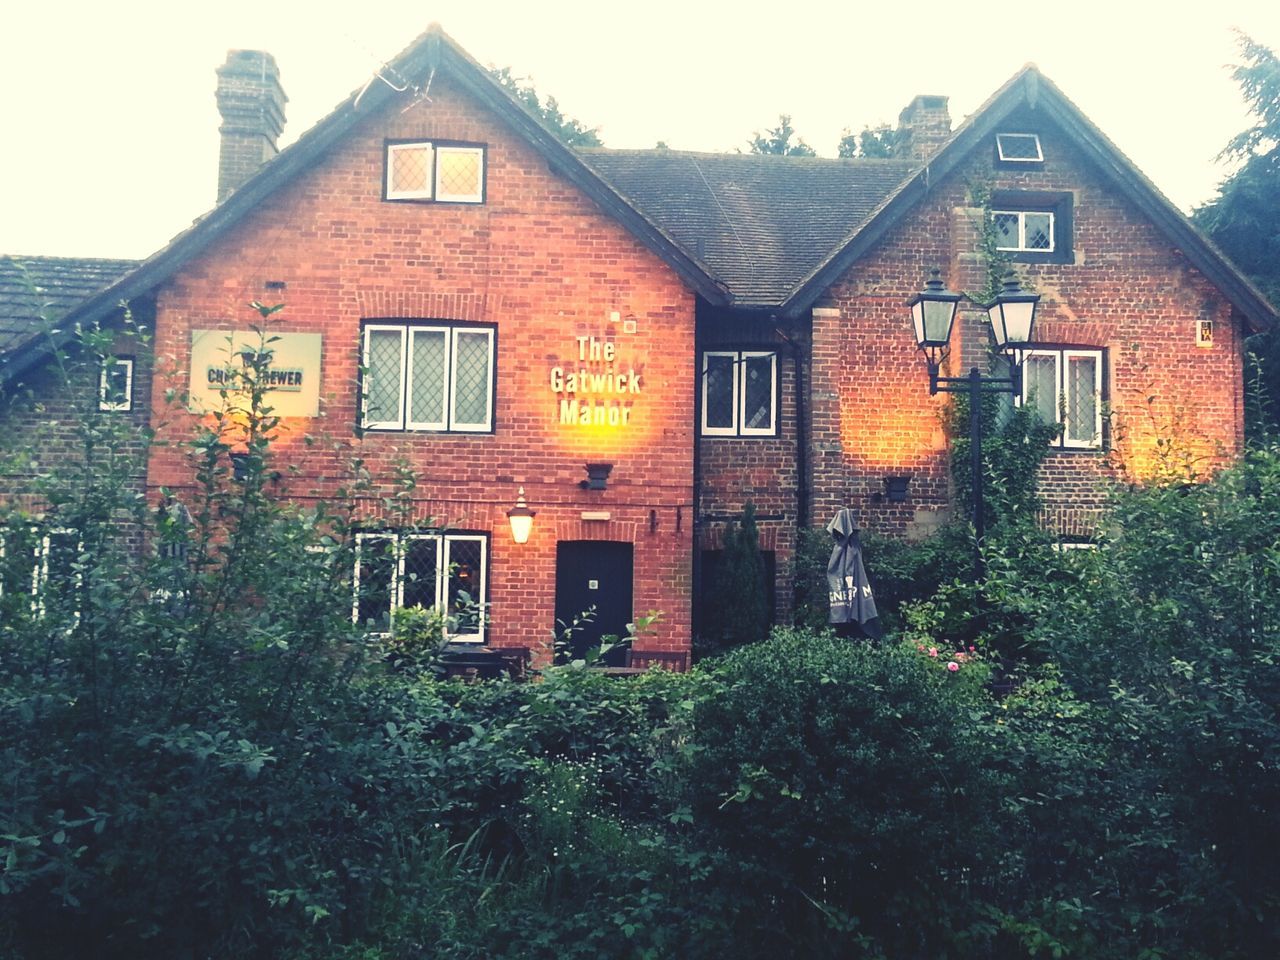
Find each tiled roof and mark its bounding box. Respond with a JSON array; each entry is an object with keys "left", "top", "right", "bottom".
[
  {"left": 580, "top": 150, "right": 918, "bottom": 307},
  {"left": 0, "top": 255, "right": 138, "bottom": 354}
]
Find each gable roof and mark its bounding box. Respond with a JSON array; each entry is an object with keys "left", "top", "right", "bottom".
[
  {"left": 0, "top": 255, "right": 139, "bottom": 359},
  {"left": 780, "top": 65, "right": 1278, "bottom": 328},
  {"left": 580, "top": 150, "right": 916, "bottom": 306},
  {"left": 7, "top": 24, "right": 727, "bottom": 379}
]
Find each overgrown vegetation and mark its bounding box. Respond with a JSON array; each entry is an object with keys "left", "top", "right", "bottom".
[{"left": 3, "top": 313, "right": 1280, "bottom": 958}]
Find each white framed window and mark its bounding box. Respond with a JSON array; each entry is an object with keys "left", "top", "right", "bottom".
[
  {"left": 996, "top": 132, "right": 1044, "bottom": 163},
  {"left": 1020, "top": 347, "right": 1104, "bottom": 449},
  {"left": 992, "top": 210, "right": 1055, "bottom": 253},
  {"left": 0, "top": 526, "right": 81, "bottom": 616},
  {"left": 385, "top": 141, "right": 485, "bottom": 203},
  {"left": 99, "top": 356, "right": 133, "bottom": 411},
  {"left": 701, "top": 350, "right": 778, "bottom": 437},
  {"left": 353, "top": 531, "right": 487, "bottom": 642},
  {"left": 361, "top": 323, "right": 495, "bottom": 432}
]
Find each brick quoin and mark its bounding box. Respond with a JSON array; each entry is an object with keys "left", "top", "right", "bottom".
[{"left": 148, "top": 74, "right": 695, "bottom": 664}]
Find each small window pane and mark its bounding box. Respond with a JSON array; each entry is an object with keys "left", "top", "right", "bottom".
[
  {"left": 355, "top": 536, "right": 395, "bottom": 631},
  {"left": 992, "top": 213, "right": 1019, "bottom": 249},
  {"left": 1024, "top": 213, "right": 1054, "bottom": 250},
  {"left": 401, "top": 537, "right": 438, "bottom": 611},
  {"left": 100, "top": 358, "right": 132, "bottom": 411},
  {"left": 451, "top": 331, "right": 492, "bottom": 428},
  {"left": 364, "top": 329, "right": 404, "bottom": 426},
  {"left": 1024, "top": 354, "right": 1059, "bottom": 427},
  {"left": 446, "top": 538, "right": 485, "bottom": 638},
  {"left": 1066, "top": 355, "right": 1099, "bottom": 444},
  {"left": 704, "top": 354, "right": 735, "bottom": 430},
  {"left": 996, "top": 133, "right": 1043, "bottom": 161},
  {"left": 742, "top": 354, "right": 774, "bottom": 431},
  {"left": 436, "top": 147, "right": 483, "bottom": 201},
  {"left": 389, "top": 144, "right": 432, "bottom": 197},
  {"left": 0, "top": 527, "right": 37, "bottom": 599},
  {"left": 409, "top": 330, "right": 447, "bottom": 426}
]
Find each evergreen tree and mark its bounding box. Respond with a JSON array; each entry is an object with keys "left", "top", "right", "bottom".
[
  {"left": 706, "top": 503, "right": 770, "bottom": 651},
  {"left": 490, "top": 66, "right": 603, "bottom": 147}
]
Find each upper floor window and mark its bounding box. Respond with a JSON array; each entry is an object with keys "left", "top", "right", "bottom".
[
  {"left": 385, "top": 141, "right": 485, "bottom": 203},
  {"left": 701, "top": 350, "right": 778, "bottom": 437},
  {"left": 353, "top": 530, "right": 487, "bottom": 642},
  {"left": 989, "top": 191, "right": 1073, "bottom": 264},
  {"left": 993, "top": 210, "right": 1055, "bottom": 253},
  {"left": 996, "top": 132, "right": 1044, "bottom": 163},
  {"left": 361, "top": 322, "right": 495, "bottom": 433},
  {"left": 1020, "top": 347, "right": 1104, "bottom": 449},
  {"left": 99, "top": 356, "right": 133, "bottom": 411}
]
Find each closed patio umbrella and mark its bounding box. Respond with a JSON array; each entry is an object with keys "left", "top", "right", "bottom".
[{"left": 826, "top": 508, "right": 882, "bottom": 639}]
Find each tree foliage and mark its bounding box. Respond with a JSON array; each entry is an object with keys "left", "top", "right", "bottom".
[
  {"left": 836, "top": 124, "right": 901, "bottom": 158},
  {"left": 490, "top": 66, "right": 603, "bottom": 147},
  {"left": 1193, "top": 33, "right": 1280, "bottom": 438},
  {"left": 748, "top": 114, "right": 817, "bottom": 156}
]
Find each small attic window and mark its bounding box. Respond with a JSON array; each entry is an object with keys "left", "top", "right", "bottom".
[
  {"left": 996, "top": 133, "right": 1044, "bottom": 163},
  {"left": 385, "top": 141, "right": 485, "bottom": 203}
]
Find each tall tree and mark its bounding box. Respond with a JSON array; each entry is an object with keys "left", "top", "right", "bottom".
[
  {"left": 837, "top": 124, "right": 901, "bottom": 159},
  {"left": 1193, "top": 32, "right": 1280, "bottom": 302},
  {"left": 489, "top": 66, "right": 603, "bottom": 147},
  {"left": 749, "top": 115, "right": 817, "bottom": 157},
  {"left": 1194, "top": 33, "right": 1280, "bottom": 437}
]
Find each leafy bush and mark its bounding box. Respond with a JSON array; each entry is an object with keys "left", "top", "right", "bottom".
[{"left": 685, "top": 629, "right": 1007, "bottom": 958}]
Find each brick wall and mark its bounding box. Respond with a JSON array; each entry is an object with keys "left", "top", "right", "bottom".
[
  {"left": 146, "top": 74, "right": 696, "bottom": 663},
  {"left": 809, "top": 107, "right": 1245, "bottom": 543},
  {"left": 1, "top": 324, "right": 152, "bottom": 518}
]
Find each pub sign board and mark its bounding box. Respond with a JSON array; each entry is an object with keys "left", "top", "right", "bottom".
[{"left": 189, "top": 330, "right": 323, "bottom": 417}]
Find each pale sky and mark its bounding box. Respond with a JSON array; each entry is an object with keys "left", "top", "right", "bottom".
[{"left": 2, "top": 0, "right": 1278, "bottom": 261}]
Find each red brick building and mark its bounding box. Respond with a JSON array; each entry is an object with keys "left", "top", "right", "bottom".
[{"left": 3, "top": 26, "right": 1274, "bottom": 666}]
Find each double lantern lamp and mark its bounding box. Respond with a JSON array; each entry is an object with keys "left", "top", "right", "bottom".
[{"left": 906, "top": 268, "right": 1041, "bottom": 578}]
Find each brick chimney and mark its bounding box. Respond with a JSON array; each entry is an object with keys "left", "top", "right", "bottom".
[
  {"left": 215, "top": 50, "right": 287, "bottom": 202},
  {"left": 897, "top": 95, "right": 951, "bottom": 162}
]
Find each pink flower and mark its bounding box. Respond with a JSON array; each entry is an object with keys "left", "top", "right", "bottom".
[
  {"left": 947, "top": 661, "right": 960, "bottom": 672},
  {"left": 928, "top": 647, "right": 938, "bottom": 658},
  {"left": 969, "top": 646, "right": 976, "bottom": 652},
  {"left": 917, "top": 644, "right": 925, "bottom": 652}
]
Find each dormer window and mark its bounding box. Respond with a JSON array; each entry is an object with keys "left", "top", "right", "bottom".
[
  {"left": 385, "top": 141, "right": 485, "bottom": 203},
  {"left": 995, "top": 132, "right": 1044, "bottom": 164}
]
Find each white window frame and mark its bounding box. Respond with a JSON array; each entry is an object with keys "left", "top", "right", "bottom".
[
  {"left": 992, "top": 210, "right": 1056, "bottom": 253},
  {"left": 1019, "top": 347, "right": 1104, "bottom": 450},
  {"left": 98, "top": 356, "right": 133, "bottom": 411},
  {"left": 385, "top": 141, "right": 485, "bottom": 203},
  {"left": 701, "top": 350, "right": 778, "bottom": 437},
  {"left": 352, "top": 531, "right": 488, "bottom": 643},
  {"left": 361, "top": 323, "right": 495, "bottom": 433},
  {"left": 385, "top": 142, "right": 435, "bottom": 200},
  {"left": 996, "top": 132, "right": 1044, "bottom": 163}
]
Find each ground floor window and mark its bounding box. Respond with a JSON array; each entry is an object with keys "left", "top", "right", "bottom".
[
  {"left": 696, "top": 547, "right": 777, "bottom": 638},
  {"left": 352, "top": 531, "right": 487, "bottom": 642},
  {"left": 0, "top": 526, "right": 82, "bottom": 617},
  {"left": 1019, "top": 347, "right": 1105, "bottom": 449}
]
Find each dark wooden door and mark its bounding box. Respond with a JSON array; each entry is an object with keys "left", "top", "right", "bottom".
[{"left": 554, "top": 541, "right": 633, "bottom": 662}]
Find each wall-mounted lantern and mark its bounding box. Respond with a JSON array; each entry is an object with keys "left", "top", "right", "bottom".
[
  {"left": 507, "top": 486, "right": 536, "bottom": 544},
  {"left": 582, "top": 463, "right": 613, "bottom": 491}
]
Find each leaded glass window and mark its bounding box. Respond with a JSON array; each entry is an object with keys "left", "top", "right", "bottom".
[
  {"left": 701, "top": 350, "right": 777, "bottom": 437},
  {"left": 362, "top": 323, "right": 495, "bottom": 432},
  {"left": 1019, "top": 347, "right": 1104, "bottom": 449},
  {"left": 353, "top": 531, "right": 487, "bottom": 642},
  {"left": 385, "top": 142, "right": 484, "bottom": 203}
]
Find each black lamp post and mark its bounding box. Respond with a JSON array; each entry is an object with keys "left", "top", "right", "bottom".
[{"left": 907, "top": 269, "right": 1040, "bottom": 578}]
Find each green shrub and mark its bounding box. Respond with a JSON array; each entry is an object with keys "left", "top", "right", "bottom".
[{"left": 686, "top": 629, "right": 1007, "bottom": 958}]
